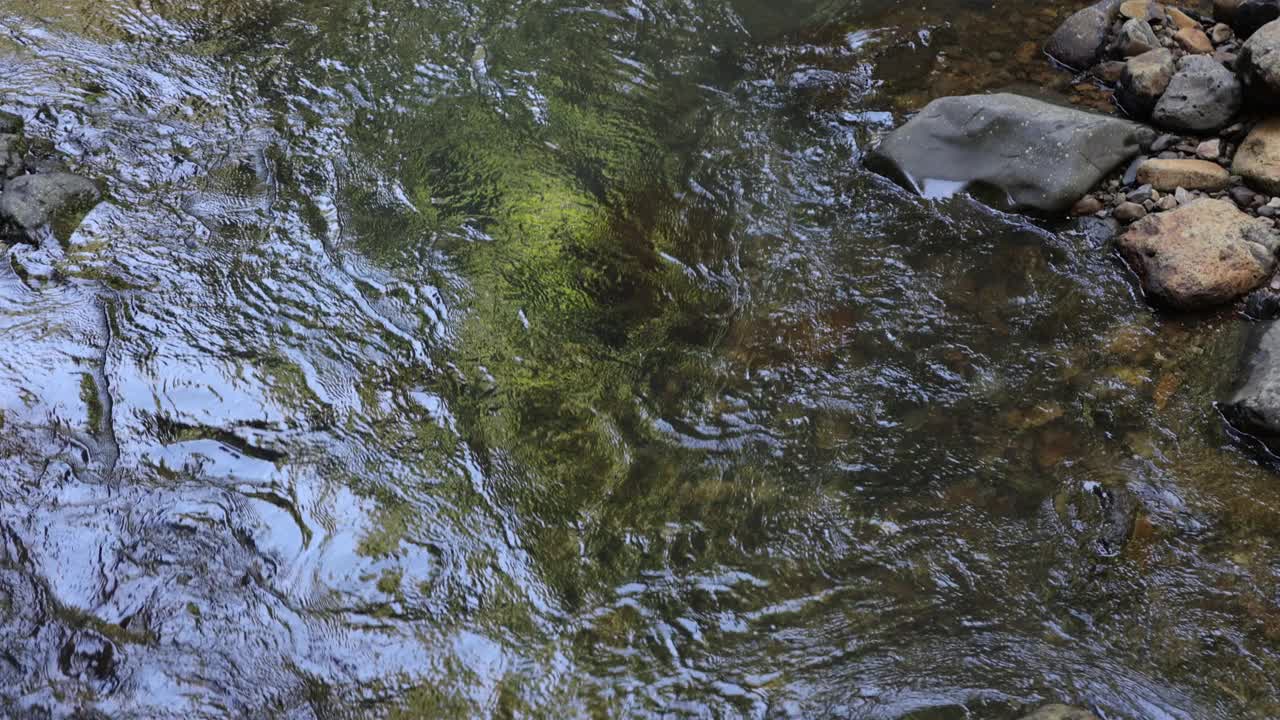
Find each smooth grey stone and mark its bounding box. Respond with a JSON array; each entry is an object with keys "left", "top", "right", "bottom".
[
  {"left": 1224, "top": 319, "right": 1280, "bottom": 451},
  {"left": 866, "top": 93, "right": 1153, "bottom": 213}
]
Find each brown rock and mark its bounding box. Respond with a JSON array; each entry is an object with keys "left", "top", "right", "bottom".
[
  {"left": 1093, "top": 60, "right": 1128, "bottom": 82},
  {"left": 1117, "top": 198, "right": 1279, "bottom": 309},
  {"left": 1175, "top": 26, "right": 1215, "bottom": 53},
  {"left": 1233, "top": 117, "right": 1280, "bottom": 194},
  {"left": 1115, "top": 201, "right": 1150, "bottom": 221},
  {"left": 1073, "top": 195, "right": 1105, "bottom": 215},
  {"left": 1136, "top": 158, "right": 1231, "bottom": 190},
  {"left": 1167, "top": 6, "right": 1200, "bottom": 29},
  {"left": 1117, "top": 48, "right": 1177, "bottom": 117},
  {"left": 1120, "top": 0, "right": 1160, "bottom": 20}
]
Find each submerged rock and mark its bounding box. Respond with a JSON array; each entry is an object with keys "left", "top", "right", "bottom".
[
  {"left": 1223, "top": 319, "right": 1280, "bottom": 450},
  {"left": 1116, "top": 198, "right": 1279, "bottom": 309},
  {"left": 1019, "top": 704, "right": 1102, "bottom": 720},
  {"left": 0, "top": 172, "right": 100, "bottom": 231},
  {"left": 1047, "top": 0, "right": 1122, "bottom": 69},
  {"left": 0, "top": 134, "right": 23, "bottom": 179},
  {"left": 1136, "top": 157, "right": 1231, "bottom": 191},
  {"left": 866, "top": 93, "right": 1151, "bottom": 213},
  {"left": 1118, "top": 48, "right": 1176, "bottom": 117},
  {"left": 1239, "top": 18, "right": 1280, "bottom": 98},
  {"left": 1152, "top": 55, "right": 1242, "bottom": 132},
  {"left": 1233, "top": 118, "right": 1280, "bottom": 193}
]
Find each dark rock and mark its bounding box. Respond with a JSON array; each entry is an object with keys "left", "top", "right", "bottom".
[
  {"left": 1218, "top": 0, "right": 1245, "bottom": 25},
  {"left": 1239, "top": 18, "right": 1280, "bottom": 99},
  {"left": 0, "top": 172, "right": 101, "bottom": 231},
  {"left": 1118, "top": 18, "right": 1161, "bottom": 56},
  {"left": 1151, "top": 55, "right": 1242, "bottom": 132},
  {"left": 1128, "top": 183, "right": 1155, "bottom": 202},
  {"left": 1047, "top": 0, "right": 1123, "bottom": 69},
  {"left": 1151, "top": 133, "right": 1180, "bottom": 152},
  {"left": 1233, "top": 0, "right": 1280, "bottom": 38},
  {"left": 0, "top": 111, "right": 21, "bottom": 135},
  {"left": 1243, "top": 286, "right": 1280, "bottom": 318},
  {"left": 1232, "top": 184, "right": 1261, "bottom": 206},
  {"left": 1118, "top": 48, "right": 1176, "bottom": 117},
  {"left": 0, "top": 134, "right": 23, "bottom": 179},
  {"left": 1223, "top": 318, "right": 1280, "bottom": 451},
  {"left": 1071, "top": 215, "right": 1123, "bottom": 246},
  {"left": 865, "top": 93, "right": 1152, "bottom": 213}
]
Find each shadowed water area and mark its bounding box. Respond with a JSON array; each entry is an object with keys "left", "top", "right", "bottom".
[{"left": 0, "top": 0, "right": 1278, "bottom": 717}]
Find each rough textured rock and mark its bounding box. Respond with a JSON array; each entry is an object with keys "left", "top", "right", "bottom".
[
  {"left": 0, "top": 172, "right": 101, "bottom": 230},
  {"left": 1175, "top": 26, "right": 1215, "bottom": 53},
  {"left": 1018, "top": 706, "right": 1101, "bottom": 720},
  {"left": 1118, "top": 48, "right": 1176, "bottom": 117},
  {"left": 1222, "top": 319, "right": 1280, "bottom": 451},
  {"left": 1120, "top": 0, "right": 1160, "bottom": 20},
  {"left": 1233, "top": 118, "right": 1280, "bottom": 193},
  {"left": 1151, "top": 55, "right": 1242, "bottom": 131},
  {"left": 865, "top": 93, "right": 1152, "bottom": 213},
  {"left": 1234, "top": 0, "right": 1280, "bottom": 38},
  {"left": 1047, "top": 0, "right": 1122, "bottom": 69},
  {"left": 1136, "top": 158, "right": 1232, "bottom": 190},
  {"left": 0, "top": 111, "right": 20, "bottom": 135},
  {"left": 1117, "top": 198, "right": 1279, "bottom": 309},
  {"left": 1213, "top": 22, "right": 1236, "bottom": 43},
  {"left": 1094, "top": 60, "right": 1128, "bottom": 82},
  {"left": 1239, "top": 18, "right": 1280, "bottom": 98},
  {"left": 1119, "top": 18, "right": 1160, "bottom": 56}
]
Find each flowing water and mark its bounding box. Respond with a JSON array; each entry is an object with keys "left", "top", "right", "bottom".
[{"left": 0, "top": 0, "right": 1278, "bottom": 717}]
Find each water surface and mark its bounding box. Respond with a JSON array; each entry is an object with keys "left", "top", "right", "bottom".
[{"left": 0, "top": 0, "right": 1278, "bottom": 717}]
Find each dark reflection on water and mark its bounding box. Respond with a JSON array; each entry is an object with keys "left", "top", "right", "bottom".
[{"left": 0, "top": 0, "right": 1277, "bottom": 717}]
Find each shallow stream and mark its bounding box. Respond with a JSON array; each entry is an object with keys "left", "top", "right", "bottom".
[{"left": 0, "top": 0, "right": 1278, "bottom": 717}]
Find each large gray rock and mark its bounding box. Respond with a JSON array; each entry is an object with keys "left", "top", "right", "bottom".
[
  {"left": 866, "top": 93, "right": 1152, "bottom": 213},
  {"left": 1151, "top": 55, "right": 1242, "bottom": 132},
  {"left": 1239, "top": 18, "right": 1280, "bottom": 99},
  {"left": 1224, "top": 319, "right": 1280, "bottom": 450},
  {"left": 1046, "top": 0, "right": 1122, "bottom": 69},
  {"left": 1118, "top": 48, "right": 1176, "bottom": 117},
  {"left": 0, "top": 172, "right": 100, "bottom": 230}
]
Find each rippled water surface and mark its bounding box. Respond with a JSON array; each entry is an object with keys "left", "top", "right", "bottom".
[{"left": 1, "top": 0, "right": 1278, "bottom": 717}]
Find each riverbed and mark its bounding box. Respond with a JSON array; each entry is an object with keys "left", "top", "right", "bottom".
[{"left": 0, "top": 0, "right": 1277, "bottom": 717}]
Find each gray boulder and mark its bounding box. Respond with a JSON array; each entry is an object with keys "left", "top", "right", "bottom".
[
  {"left": 865, "top": 93, "right": 1152, "bottom": 213},
  {"left": 0, "top": 111, "right": 21, "bottom": 135},
  {"left": 1046, "top": 0, "right": 1122, "bottom": 69},
  {"left": 1151, "top": 55, "right": 1242, "bottom": 132},
  {"left": 0, "top": 172, "right": 100, "bottom": 230},
  {"left": 1118, "top": 48, "right": 1176, "bottom": 117},
  {"left": 1239, "top": 18, "right": 1280, "bottom": 99},
  {"left": 1224, "top": 319, "right": 1280, "bottom": 450}
]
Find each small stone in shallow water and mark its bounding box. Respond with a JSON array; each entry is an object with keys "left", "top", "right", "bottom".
[
  {"left": 0, "top": 111, "right": 21, "bottom": 135},
  {"left": 0, "top": 172, "right": 101, "bottom": 231},
  {"left": 1175, "top": 26, "right": 1216, "bottom": 53}
]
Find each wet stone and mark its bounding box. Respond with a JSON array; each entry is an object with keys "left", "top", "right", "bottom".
[
  {"left": 0, "top": 134, "right": 23, "bottom": 179},
  {"left": 0, "top": 172, "right": 100, "bottom": 231}
]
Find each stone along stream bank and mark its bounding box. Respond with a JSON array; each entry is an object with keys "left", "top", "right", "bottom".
[{"left": 869, "top": 0, "right": 1280, "bottom": 457}]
